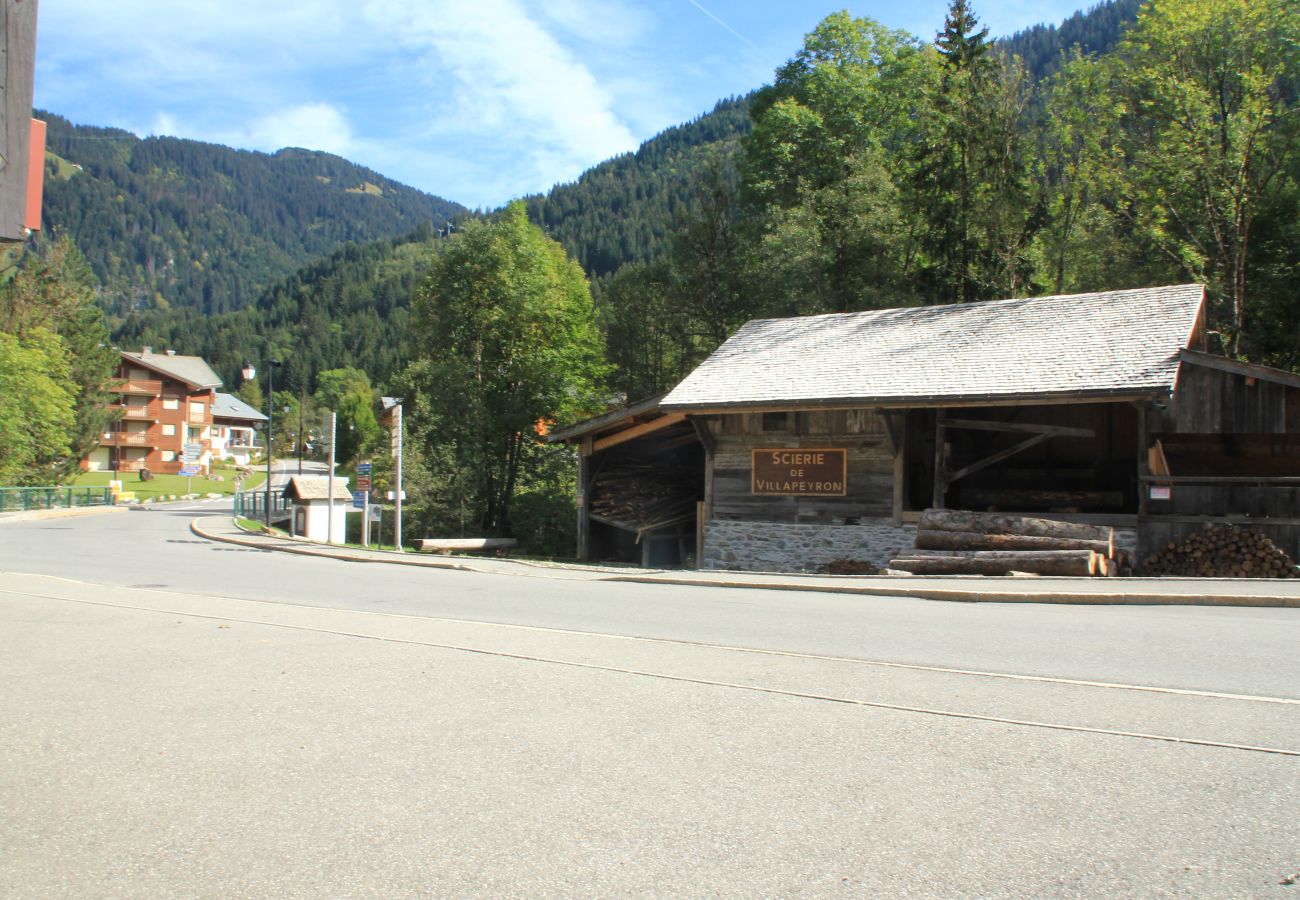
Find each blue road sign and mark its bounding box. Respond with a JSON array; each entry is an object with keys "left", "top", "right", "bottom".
[
  {"left": 351, "top": 490, "right": 367, "bottom": 509},
  {"left": 357, "top": 463, "right": 372, "bottom": 475},
  {"left": 178, "top": 465, "right": 200, "bottom": 477}
]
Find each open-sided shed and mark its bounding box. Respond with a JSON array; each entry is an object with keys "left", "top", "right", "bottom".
[{"left": 554, "top": 284, "right": 1300, "bottom": 572}]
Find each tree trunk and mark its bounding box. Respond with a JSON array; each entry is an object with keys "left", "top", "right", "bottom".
[
  {"left": 917, "top": 507, "right": 1111, "bottom": 542},
  {"left": 914, "top": 529, "right": 1110, "bottom": 554},
  {"left": 890, "top": 549, "right": 1098, "bottom": 576}
]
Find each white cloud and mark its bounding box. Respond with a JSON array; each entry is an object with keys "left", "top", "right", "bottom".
[
  {"left": 363, "top": 0, "right": 639, "bottom": 191},
  {"left": 236, "top": 103, "right": 356, "bottom": 156}
]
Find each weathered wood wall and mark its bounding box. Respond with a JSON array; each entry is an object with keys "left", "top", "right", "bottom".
[
  {"left": 1156, "top": 364, "right": 1295, "bottom": 434},
  {"left": 702, "top": 410, "right": 894, "bottom": 523}
]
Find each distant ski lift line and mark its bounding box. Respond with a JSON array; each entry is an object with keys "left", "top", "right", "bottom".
[{"left": 683, "top": 0, "right": 767, "bottom": 56}]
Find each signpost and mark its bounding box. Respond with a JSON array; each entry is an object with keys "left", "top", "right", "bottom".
[
  {"left": 351, "top": 490, "right": 367, "bottom": 509},
  {"left": 180, "top": 442, "right": 204, "bottom": 491}
]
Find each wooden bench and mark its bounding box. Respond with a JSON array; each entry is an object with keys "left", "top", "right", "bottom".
[{"left": 414, "top": 537, "right": 517, "bottom": 555}]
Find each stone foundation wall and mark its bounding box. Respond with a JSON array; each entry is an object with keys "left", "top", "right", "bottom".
[
  {"left": 702, "top": 519, "right": 916, "bottom": 573},
  {"left": 702, "top": 519, "right": 1139, "bottom": 573}
]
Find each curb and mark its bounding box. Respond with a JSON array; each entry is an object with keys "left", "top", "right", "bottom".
[
  {"left": 0, "top": 505, "right": 128, "bottom": 524},
  {"left": 601, "top": 575, "right": 1300, "bottom": 607},
  {"left": 189, "top": 518, "right": 474, "bottom": 572},
  {"left": 188, "top": 517, "right": 1300, "bottom": 608}
]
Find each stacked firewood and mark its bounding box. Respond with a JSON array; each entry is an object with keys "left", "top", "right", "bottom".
[
  {"left": 589, "top": 464, "right": 698, "bottom": 533},
  {"left": 889, "top": 509, "right": 1128, "bottom": 577},
  {"left": 1138, "top": 524, "right": 1297, "bottom": 578}
]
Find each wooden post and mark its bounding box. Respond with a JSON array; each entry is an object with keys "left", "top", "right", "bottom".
[
  {"left": 932, "top": 412, "right": 947, "bottom": 509},
  {"left": 690, "top": 416, "right": 716, "bottom": 524},
  {"left": 1136, "top": 402, "right": 1149, "bottom": 517},
  {"left": 576, "top": 436, "right": 593, "bottom": 560},
  {"left": 890, "top": 411, "right": 906, "bottom": 525}
]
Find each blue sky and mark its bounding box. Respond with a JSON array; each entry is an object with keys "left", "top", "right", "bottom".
[{"left": 36, "top": 1, "right": 1087, "bottom": 210}]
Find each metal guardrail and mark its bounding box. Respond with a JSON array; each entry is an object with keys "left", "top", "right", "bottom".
[
  {"left": 0, "top": 486, "right": 114, "bottom": 512},
  {"left": 233, "top": 488, "right": 291, "bottom": 522}
]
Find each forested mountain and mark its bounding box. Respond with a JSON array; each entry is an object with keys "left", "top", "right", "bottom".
[
  {"left": 113, "top": 227, "right": 439, "bottom": 393},
  {"left": 524, "top": 97, "right": 752, "bottom": 277},
  {"left": 39, "top": 112, "right": 464, "bottom": 319},
  {"left": 999, "top": 0, "right": 1140, "bottom": 79}
]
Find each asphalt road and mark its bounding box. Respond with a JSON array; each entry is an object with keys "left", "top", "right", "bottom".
[{"left": 1, "top": 507, "right": 1298, "bottom": 896}]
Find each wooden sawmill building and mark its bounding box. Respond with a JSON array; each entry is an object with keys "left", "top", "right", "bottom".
[{"left": 549, "top": 284, "right": 1300, "bottom": 572}]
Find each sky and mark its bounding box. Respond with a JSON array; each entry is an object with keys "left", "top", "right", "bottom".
[{"left": 35, "top": 0, "right": 1088, "bottom": 211}]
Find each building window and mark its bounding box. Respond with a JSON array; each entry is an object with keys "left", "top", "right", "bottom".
[
  {"left": 162, "top": 424, "right": 176, "bottom": 437},
  {"left": 762, "top": 412, "right": 790, "bottom": 432},
  {"left": 161, "top": 450, "right": 176, "bottom": 462},
  {"left": 213, "top": 426, "right": 225, "bottom": 438},
  {"left": 162, "top": 398, "right": 179, "bottom": 410},
  {"left": 190, "top": 402, "right": 205, "bottom": 418}
]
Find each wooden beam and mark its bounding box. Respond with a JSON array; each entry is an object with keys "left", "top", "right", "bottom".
[
  {"left": 1179, "top": 348, "right": 1300, "bottom": 390},
  {"left": 592, "top": 413, "right": 687, "bottom": 452},
  {"left": 947, "top": 433, "right": 1053, "bottom": 484},
  {"left": 938, "top": 417, "right": 1095, "bottom": 438},
  {"left": 688, "top": 415, "right": 716, "bottom": 453}
]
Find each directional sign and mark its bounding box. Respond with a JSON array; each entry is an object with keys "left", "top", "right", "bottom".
[
  {"left": 178, "top": 465, "right": 200, "bottom": 477},
  {"left": 357, "top": 463, "right": 372, "bottom": 476},
  {"left": 351, "top": 491, "right": 367, "bottom": 509},
  {"left": 356, "top": 476, "right": 371, "bottom": 491}
]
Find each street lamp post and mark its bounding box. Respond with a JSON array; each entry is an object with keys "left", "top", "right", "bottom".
[{"left": 243, "top": 359, "right": 280, "bottom": 527}]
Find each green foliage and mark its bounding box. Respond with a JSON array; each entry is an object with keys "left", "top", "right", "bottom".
[
  {"left": 0, "top": 237, "right": 117, "bottom": 482},
  {"left": 407, "top": 202, "right": 608, "bottom": 536},
  {"left": 1107, "top": 0, "right": 1300, "bottom": 356},
  {"left": 314, "top": 368, "right": 380, "bottom": 465},
  {"left": 0, "top": 329, "right": 77, "bottom": 484}
]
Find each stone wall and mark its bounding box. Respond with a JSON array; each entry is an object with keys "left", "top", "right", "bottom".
[
  {"left": 702, "top": 518, "right": 916, "bottom": 573},
  {"left": 702, "top": 519, "right": 1138, "bottom": 573}
]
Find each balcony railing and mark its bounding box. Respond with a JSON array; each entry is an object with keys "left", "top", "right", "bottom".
[
  {"left": 102, "top": 430, "right": 162, "bottom": 447},
  {"left": 121, "top": 406, "right": 156, "bottom": 420},
  {"left": 115, "top": 379, "right": 162, "bottom": 396}
]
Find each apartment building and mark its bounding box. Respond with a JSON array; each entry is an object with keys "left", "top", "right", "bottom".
[
  {"left": 82, "top": 348, "right": 224, "bottom": 476},
  {"left": 210, "top": 392, "right": 267, "bottom": 466}
]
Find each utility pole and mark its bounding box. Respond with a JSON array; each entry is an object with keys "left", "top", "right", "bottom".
[
  {"left": 326, "top": 411, "right": 337, "bottom": 544},
  {"left": 394, "top": 401, "right": 404, "bottom": 553}
]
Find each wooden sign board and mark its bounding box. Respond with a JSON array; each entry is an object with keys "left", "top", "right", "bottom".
[{"left": 752, "top": 448, "right": 847, "bottom": 496}]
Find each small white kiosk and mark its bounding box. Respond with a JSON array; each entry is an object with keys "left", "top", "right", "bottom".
[{"left": 283, "top": 476, "right": 351, "bottom": 543}]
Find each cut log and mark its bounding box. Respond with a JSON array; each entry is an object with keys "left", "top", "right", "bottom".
[
  {"left": 918, "top": 508, "right": 1111, "bottom": 543},
  {"left": 889, "top": 549, "right": 1099, "bottom": 577},
  {"left": 914, "top": 529, "right": 1110, "bottom": 554}
]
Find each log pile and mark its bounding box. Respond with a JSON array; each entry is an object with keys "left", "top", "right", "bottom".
[
  {"left": 1138, "top": 524, "right": 1297, "bottom": 578},
  {"left": 889, "top": 508, "right": 1128, "bottom": 577},
  {"left": 588, "top": 463, "right": 698, "bottom": 535}
]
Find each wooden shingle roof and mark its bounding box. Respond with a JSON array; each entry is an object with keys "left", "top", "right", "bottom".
[
  {"left": 282, "top": 476, "right": 351, "bottom": 501},
  {"left": 661, "top": 285, "right": 1205, "bottom": 410}
]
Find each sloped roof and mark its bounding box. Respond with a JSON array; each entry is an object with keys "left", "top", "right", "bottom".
[
  {"left": 212, "top": 392, "right": 268, "bottom": 423},
  {"left": 661, "top": 285, "right": 1205, "bottom": 410},
  {"left": 282, "top": 476, "right": 352, "bottom": 501},
  {"left": 122, "top": 349, "right": 222, "bottom": 389}
]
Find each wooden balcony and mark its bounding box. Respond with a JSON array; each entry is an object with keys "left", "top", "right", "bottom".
[
  {"left": 115, "top": 378, "right": 162, "bottom": 396},
  {"left": 102, "top": 430, "right": 160, "bottom": 448},
  {"left": 121, "top": 406, "right": 157, "bottom": 420}
]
